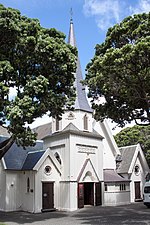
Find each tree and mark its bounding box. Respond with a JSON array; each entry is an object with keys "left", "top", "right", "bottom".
[
  {"left": 114, "top": 125, "right": 150, "bottom": 166},
  {"left": 0, "top": 4, "right": 77, "bottom": 158},
  {"left": 85, "top": 12, "right": 150, "bottom": 127}
]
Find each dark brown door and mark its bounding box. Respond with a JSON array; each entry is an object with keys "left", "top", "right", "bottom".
[
  {"left": 135, "top": 181, "right": 141, "bottom": 200},
  {"left": 42, "top": 182, "right": 54, "bottom": 210},
  {"left": 95, "top": 182, "right": 102, "bottom": 206},
  {"left": 84, "top": 183, "right": 94, "bottom": 205},
  {"left": 78, "top": 183, "right": 84, "bottom": 208}
]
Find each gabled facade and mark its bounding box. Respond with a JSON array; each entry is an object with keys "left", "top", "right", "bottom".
[
  {"left": 117, "top": 144, "right": 149, "bottom": 202},
  {"left": 43, "top": 122, "right": 104, "bottom": 211},
  {"left": 0, "top": 18, "right": 149, "bottom": 213}
]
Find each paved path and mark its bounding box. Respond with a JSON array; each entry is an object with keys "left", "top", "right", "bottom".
[{"left": 1, "top": 203, "right": 150, "bottom": 225}]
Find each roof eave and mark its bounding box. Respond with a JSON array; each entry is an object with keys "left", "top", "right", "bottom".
[{"left": 43, "top": 129, "right": 104, "bottom": 140}]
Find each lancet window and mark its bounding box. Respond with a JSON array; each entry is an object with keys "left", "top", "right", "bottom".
[
  {"left": 83, "top": 114, "right": 88, "bottom": 130},
  {"left": 54, "top": 152, "right": 62, "bottom": 165}
]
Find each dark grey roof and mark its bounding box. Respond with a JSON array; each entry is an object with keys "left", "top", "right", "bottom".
[
  {"left": 33, "top": 121, "right": 103, "bottom": 140},
  {"left": 68, "top": 19, "right": 93, "bottom": 113},
  {"left": 0, "top": 136, "right": 43, "bottom": 170},
  {"left": 62, "top": 122, "right": 80, "bottom": 132},
  {"left": 33, "top": 122, "right": 52, "bottom": 140},
  {"left": 22, "top": 151, "right": 45, "bottom": 170},
  {"left": 117, "top": 145, "right": 137, "bottom": 174},
  {"left": 104, "top": 169, "right": 130, "bottom": 182},
  {"left": 43, "top": 122, "right": 103, "bottom": 140}
]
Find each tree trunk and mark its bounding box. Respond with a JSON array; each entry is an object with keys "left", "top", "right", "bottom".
[{"left": 0, "top": 136, "right": 15, "bottom": 159}]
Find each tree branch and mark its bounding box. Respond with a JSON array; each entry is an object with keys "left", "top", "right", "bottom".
[{"left": 0, "top": 136, "right": 15, "bottom": 159}]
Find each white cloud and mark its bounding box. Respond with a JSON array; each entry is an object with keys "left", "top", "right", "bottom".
[
  {"left": 83, "top": 0, "right": 121, "bottom": 30},
  {"left": 83, "top": 0, "right": 150, "bottom": 31},
  {"left": 83, "top": 0, "right": 120, "bottom": 18},
  {"left": 129, "top": 0, "right": 150, "bottom": 14}
]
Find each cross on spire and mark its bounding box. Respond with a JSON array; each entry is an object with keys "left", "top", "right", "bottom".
[{"left": 70, "top": 7, "right": 73, "bottom": 22}]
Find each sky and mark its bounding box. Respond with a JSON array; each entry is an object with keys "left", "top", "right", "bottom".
[{"left": 1, "top": 0, "right": 150, "bottom": 133}]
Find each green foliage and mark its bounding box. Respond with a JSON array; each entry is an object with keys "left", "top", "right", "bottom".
[
  {"left": 0, "top": 4, "right": 77, "bottom": 150},
  {"left": 85, "top": 12, "right": 150, "bottom": 127},
  {"left": 114, "top": 125, "right": 150, "bottom": 165}
]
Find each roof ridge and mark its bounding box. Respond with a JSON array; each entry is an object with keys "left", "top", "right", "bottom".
[
  {"left": 63, "top": 122, "right": 79, "bottom": 131},
  {"left": 119, "top": 144, "right": 137, "bottom": 149},
  {"left": 27, "top": 149, "right": 45, "bottom": 154}
]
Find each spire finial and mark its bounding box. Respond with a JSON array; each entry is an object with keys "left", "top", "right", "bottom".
[{"left": 70, "top": 7, "right": 73, "bottom": 23}]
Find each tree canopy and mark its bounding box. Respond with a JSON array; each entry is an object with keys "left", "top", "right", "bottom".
[
  {"left": 114, "top": 125, "right": 150, "bottom": 166},
  {"left": 0, "top": 4, "right": 77, "bottom": 158},
  {"left": 85, "top": 12, "right": 150, "bottom": 127}
]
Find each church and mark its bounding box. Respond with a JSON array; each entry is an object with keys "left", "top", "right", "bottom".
[{"left": 0, "top": 18, "right": 149, "bottom": 213}]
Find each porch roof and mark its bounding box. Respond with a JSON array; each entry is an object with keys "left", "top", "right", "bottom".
[
  {"left": 0, "top": 136, "right": 43, "bottom": 170},
  {"left": 22, "top": 150, "right": 45, "bottom": 170},
  {"left": 104, "top": 169, "right": 130, "bottom": 182}
]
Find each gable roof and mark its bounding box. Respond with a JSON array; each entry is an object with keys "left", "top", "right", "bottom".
[
  {"left": 22, "top": 150, "right": 45, "bottom": 170},
  {"left": 33, "top": 148, "right": 62, "bottom": 175},
  {"left": 0, "top": 136, "right": 43, "bottom": 170},
  {"left": 33, "top": 122, "right": 52, "bottom": 140},
  {"left": 43, "top": 122, "right": 103, "bottom": 140},
  {"left": 61, "top": 123, "right": 103, "bottom": 139},
  {"left": 104, "top": 169, "right": 130, "bottom": 182},
  {"left": 117, "top": 145, "right": 139, "bottom": 174},
  {"left": 62, "top": 122, "right": 80, "bottom": 132}
]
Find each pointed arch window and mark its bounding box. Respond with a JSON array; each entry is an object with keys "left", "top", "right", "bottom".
[
  {"left": 27, "top": 177, "right": 30, "bottom": 193},
  {"left": 83, "top": 114, "right": 88, "bottom": 130},
  {"left": 54, "top": 152, "right": 62, "bottom": 165}
]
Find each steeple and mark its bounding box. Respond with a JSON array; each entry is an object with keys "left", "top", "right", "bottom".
[{"left": 68, "top": 15, "right": 93, "bottom": 113}]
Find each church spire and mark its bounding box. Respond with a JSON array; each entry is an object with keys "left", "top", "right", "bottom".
[
  {"left": 68, "top": 9, "right": 76, "bottom": 47},
  {"left": 68, "top": 12, "right": 93, "bottom": 113}
]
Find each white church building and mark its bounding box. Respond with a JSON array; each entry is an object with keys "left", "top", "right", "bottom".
[{"left": 0, "top": 18, "right": 149, "bottom": 213}]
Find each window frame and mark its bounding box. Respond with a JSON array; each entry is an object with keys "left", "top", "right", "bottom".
[
  {"left": 83, "top": 114, "right": 88, "bottom": 130},
  {"left": 54, "top": 152, "right": 62, "bottom": 165},
  {"left": 120, "top": 183, "right": 126, "bottom": 191},
  {"left": 27, "top": 177, "right": 30, "bottom": 193},
  {"left": 56, "top": 118, "right": 59, "bottom": 131}
]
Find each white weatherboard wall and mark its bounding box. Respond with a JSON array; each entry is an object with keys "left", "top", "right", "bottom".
[
  {"left": 61, "top": 110, "right": 93, "bottom": 133},
  {"left": 0, "top": 161, "right": 6, "bottom": 211},
  {"left": 70, "top": 134, "right": 103, "bottom": 181},
  {"left": 5, "top": 172, "right": 21, "bottom": 211},
  {"left": 59, "top": 181, "right": 78, "bottom": 211},
  {"left": 43, "top": 124, "right": 104, "bottom": 211},
  {"left": 104, "top": 183, "right": 130, "bottom": 206},
  {"left": 130, "top": 156, "right": 146, "bottom": 202},
  {"left": 44, "top": 135, "right": 70, "bottom": 181},
  {"left": 69, "top": 182, "right": 78, "bottom": 210},
  {"left": 34, "top": 156, "right": 61, "bottom": 213},
  {"left": 0, "top": 166, "right": 35, "bottom": 212},
  {"left": 20, "top": 171, "right": 35, "bottom": 212},
  {"left": 94, "top": 120, "right": 119, "bottom": 170}
]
